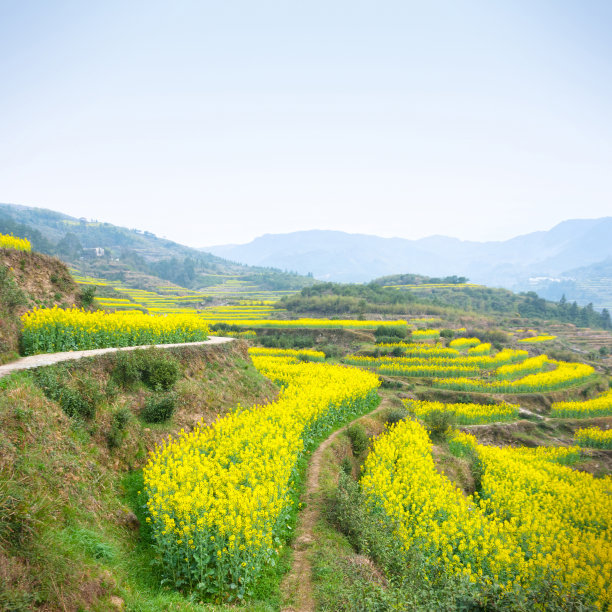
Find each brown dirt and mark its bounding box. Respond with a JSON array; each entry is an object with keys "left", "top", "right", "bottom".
[
  {"left": 281, "top": 394, "right": 391, "bottom": 612},
  {"left": 0, "top": 249, "right": 81, "bottom": 312},
  {"left": 0, "top": 249, "right": 82, "bottom": 359}
]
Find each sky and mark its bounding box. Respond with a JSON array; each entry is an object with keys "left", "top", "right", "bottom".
[{"left": 1, "top": 0, "right": 611, "bottom": 248}]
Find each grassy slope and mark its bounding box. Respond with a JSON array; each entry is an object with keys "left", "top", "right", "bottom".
[
  {"left": 0, "top": 341, "right": 278, "bottom": 611},
  {"left": 0, "top": 203, "right": 314, "bottom": 293},
  {"left": 0, "top": 249, "right": 83, "bottom": 363}
]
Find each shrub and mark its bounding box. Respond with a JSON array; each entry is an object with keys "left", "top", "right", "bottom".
[
  {"left": 340, "top": 456, "right": 353, "bottom": 476},
  {"left": 440, "top": 328, "right": 454, "bottom": 339},
  {"left": 346, "top": 423, "right": 369, "bottom": 455},
  {"left": 385, "top": 407, "right": 408, "bottom": 425},
  {"left": 107, "top": 407, "right": 131, "bottom": 448},
  {"left": 374, "top": 325, "right": 407, "bottom": 339},
  {"left": 112, "top": 352, "right": 142, "bottom": 388},
  {"left": 420, "top": 409, "right": 456, "bottom": 442},
  {"left": 141, "top": 393, "right": 176, "bottom": 423},
  {"left": 59, "top": 387, "right": 97, "bottom": 419},
  {"left": 140, "top": 354, "right": 180, "bottom": 391},
  {"left": 78, "top": 286, "right": 96, "bottom": 307},
  {"left": 320, "top": 344, "right": 343, "bottom": 359},
  {"left": 112, "top": 349, "right": 180, "bottom": 391}
]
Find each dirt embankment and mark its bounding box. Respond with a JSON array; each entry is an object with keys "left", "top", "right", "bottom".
[{"left": 0, "top": 249, "right": 82, "bottom": 360}]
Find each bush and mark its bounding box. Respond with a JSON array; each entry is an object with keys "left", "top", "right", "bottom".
[
  {"left": 340, "top": 456, "right": 353, "bottom": 476},
  {"left": 440, "top": 328, "right": 454, "bottom": 339},
  {"left": 77, "top": 286, "right": 97, "bottom": 308},
  {"left": 421, "top": 409, "right": 456, "bottom": 442},
  {"left": 140, "top": 354, "right": 180, "bottom": 391},
  {"left": 346, "top": 423, "right": 369, "bottom": 455},
  {"left": 107, "top": 407, "right": 131, "bottom": 449},
  {"left": 112, "top": 349, "right": 180, "bottom": 391},
  {"left": 385, "top": 407, "right": 408, "bottom": 425},
  {"left": 141, "top": 393, "right": 176, "bottom": 423},
  {"left": 331, "top": 472, "right": 406, "bottom": 577},
  {"left": 320, "top": 343, "right": 343, "bottom": 359},
  {"left": 379, "top": 378, "right": 403, "bottom": 389},
  {"left": 112, "top": 352, "right": 142, "bottom": 388},
  {"left": 59, "top": 387, "right": 97, "bottom": 419},
  {"left": 374, "top": 325, "right": 407, "bottom": 339}
]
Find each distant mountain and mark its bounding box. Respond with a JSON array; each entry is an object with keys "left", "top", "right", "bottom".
[
  {"left": 525, "top": 257, "right": 612, "bottom": 312},
  {"left": 0, "top": 203, "right": 314, "bottom": 293},
  {"left": 202, "top": 218, "right": 612, "bottom": 307}
]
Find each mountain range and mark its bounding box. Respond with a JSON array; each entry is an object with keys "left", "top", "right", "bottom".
[{"left": 203, "top": 218, "right": 612, "bottom": 310}]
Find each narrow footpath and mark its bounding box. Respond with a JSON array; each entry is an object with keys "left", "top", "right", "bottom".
[
  {"left": 281, "top": 394, "right": 393, "bottom": 612},
  {"left": 0, "top": 336, "right": 234, "bottom": 379}
]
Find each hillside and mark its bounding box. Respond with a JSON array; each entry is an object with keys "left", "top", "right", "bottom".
[
  {"left": 0, "top": 249, "right": 85, "bottom": 363},
  {"left": 0, "top": 203, "right": 314, "bottom": 294},
  {"left": 278, "top": 279, "right": 612, "bottom": 330},
  {"left": 203, "top": 218, "right": 612, "bottom": 308}
]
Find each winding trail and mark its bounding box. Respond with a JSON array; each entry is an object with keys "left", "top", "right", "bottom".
[
  {"left": 281, "top": 394, "right": 393, "bottom": 612},
  {"left": 0, "top": 336, "right": 233, "bottom": 379}
]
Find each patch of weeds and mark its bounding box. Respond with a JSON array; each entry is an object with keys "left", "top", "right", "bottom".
[
  {"left": 340, "top": 457, "right": 353, "bottom": 476},
  {"left": 34, "top": 366, "right": 102, "bottom": 420},
  {"left": 0, "top": 480, "right": 39, "bottom": 549},
  {"left": 61, "top": 526, "right": 116, "bottom": 561}
]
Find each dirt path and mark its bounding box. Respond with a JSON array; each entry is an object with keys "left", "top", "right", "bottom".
[
  {"left": 0, "top": 336, "right": 234, "bottom": 379},
  {"left": 281, "top": 395, "right": 392, "bottom": 612}
]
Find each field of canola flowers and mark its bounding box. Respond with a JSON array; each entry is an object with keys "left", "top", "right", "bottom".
[
  {"left": 20, "top": 306, "right": 210, "bottom": 354},
  {"left": 0, "top": 231, "right": 31, "bottom": 251},
  {"left": 551, "top": 389, "right": 612, "bottom": 418},
  {"left": 348, "top": 334, "right": 599, "bottom": 394},
  {"left": 433, "top": 361, "right": 596, "bottom": 393},
  {"left": 517, "top": 334, "right": 557, "bottom": 343},
  {"left": 143, "top": 353, "right": 380, "bottom": 600},
  {"left": 247, "top": 346, "right": 326, "bottom": 361},
  {"left": 449, "top": 337, "right": 481, "bottom": 348},
  {"left": 362, "top": 421, "right": 612, "bottom": 609},
  {"left": 574, "top": 426, "right": 612, "bottom": 449},
  {"left": 71, "top": 270, "right": 287, "bottom": 318},
  {"left": 404, "top": 399, "right": 519, "bottom": 425},
  {"left": 344, "top": 347, "right": 531, "bottom": 379}
]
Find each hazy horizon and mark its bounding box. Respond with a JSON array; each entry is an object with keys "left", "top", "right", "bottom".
[
  {"left": 2, "top": 2, "right": 611, "bottom": 248},
  {"left": 3, "top": 200, "right": 611, "bottom": 252}
]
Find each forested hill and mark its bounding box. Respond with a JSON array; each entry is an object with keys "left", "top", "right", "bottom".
[
  {"left": 0, "top": 203, "right": 314, "bottom": 291},
  {"left": 278, "top": 280, "right": 612, "bottom": 329}
]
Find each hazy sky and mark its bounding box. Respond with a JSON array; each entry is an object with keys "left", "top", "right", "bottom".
[{"left": 1, "top": 1, "right": 611, "bottom": 248}]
